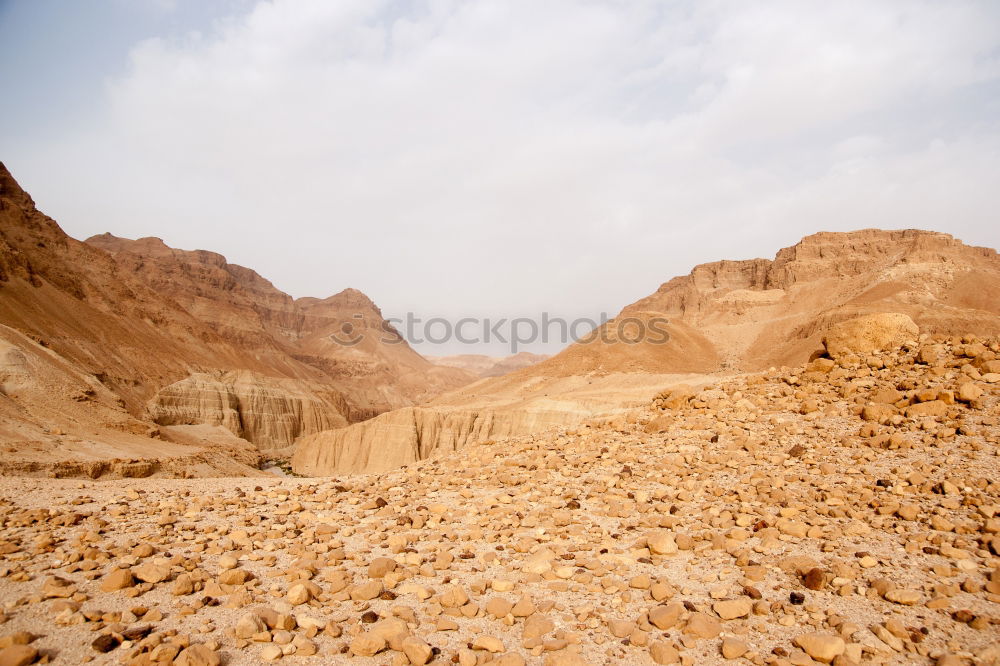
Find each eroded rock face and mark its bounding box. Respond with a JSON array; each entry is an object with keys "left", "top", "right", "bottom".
[
  {"left": 148, "top": 372, "right": 349, "bottom": 450},
  {"left": 291, "top": 406, "right": 594, "bottom": 475}
]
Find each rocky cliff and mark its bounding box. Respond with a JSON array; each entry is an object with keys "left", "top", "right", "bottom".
[
  {"left": 291, "top": 403, "right": 597, "bottom": 475},
  {"left": 147, "top": 371, "right": 350, "bottom": 450}
]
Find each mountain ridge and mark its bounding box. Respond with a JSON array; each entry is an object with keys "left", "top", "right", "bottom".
[
  {"left": 292, "top": 228, "right": 1000, "bottom": 475},
  {"left": 0, "top": 162, "right": 473, "bottom": 475}
]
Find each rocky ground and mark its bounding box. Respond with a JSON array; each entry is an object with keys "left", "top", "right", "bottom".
[{"left": 1, "top": 333, "right": 998, "bottom": 666}]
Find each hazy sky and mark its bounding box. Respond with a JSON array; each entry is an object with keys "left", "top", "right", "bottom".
[{"left": 2, "top": 0, "right": 999, "bottom": 354}]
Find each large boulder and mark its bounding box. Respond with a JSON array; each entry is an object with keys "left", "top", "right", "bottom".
[{"left": 822, "top": 313, "right": 918, "bottom": 359}]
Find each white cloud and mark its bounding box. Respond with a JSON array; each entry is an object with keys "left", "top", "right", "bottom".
[{"left": 12, "top": 0, "right": 1000, "bottom": 353}]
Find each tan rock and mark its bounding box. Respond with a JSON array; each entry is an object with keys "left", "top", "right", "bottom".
[
  {"left": 235, "top": 613, "right": 267, "bottom": 639},
  {"left": 648, "top": 603, "right": 684, "bottom": 630},
  {"left": 0, "top": 646, "right": 38, "bottom": 666},
  {"left": 173, "top": 644, "right": 222, "bottom": 666},
  {"left": 884, "top": 588, "right": 922, "bottom": 605},
  {"left": 100, "top": 568, "right": 134, "bottom": 592},
  {"left": 350, "top": 580, "right": 383, "bottom": 601},
  {"left": 133, "top": 561, "right": 170, "bottom": 584},
  {"left": 793, "top": 633, "right": 846, "bottom": 663},
  {"left": 486, "top": 597, "right": 513, "bottom": 618},
  {"left": 401, "top": 636, "right": 433, "bottom": 665},
  {"left": 646, "top": 531, "right": 678, "bottom": 555},
  {"left": 217, "top": 568, "right": 250, "bottom": 586},
  {"left": 350, "top": 632, "right": 386, "bottom": 657},
  {"left": 511, "top": 596, "right": 536, "bottom": 617},
  {"left": 721, "top": 638, "right": 748, "bottom": 659},
  {"left": 286, "top": 583, "right": 311, "bottom": 605},
  {"left": 440, "top": 585, "right": 469, "bottom": 608},
  {"left": 369, "top": 557, "right": 397, "bottom": 578},
  {"left": 471, "top": 636, "right": 504, "bottom": 653},
  {"left": 649, "top": 641, "right": 680, "bottom": 664},
  {"left": 370, "top": 618, "right": 410, "bottom": 651},
  {"left": 958, "top": 382, "right": 983, "bottom": 403},
  {"left": 522, "top": 554, "right": 553, "bottom": 575},
  {"left": 822, "top": 313, "right": 918, "bottom": 359},
  {"left": 523, "top": 613, "right": 555, "bottom": 639},
  {"left": 906, "top": 400, "right": 948, "bottom": 418},
  {"left": 683, "top": 613, "right": 721, "bottom": 639},
  {"left": 172, "top": 572, "right": 194, "bottom": 595},
  {"left": 713, "top": 598, "right": 752, "bottom": 620},
  {"left": 608, "top": 619, "right": 634, "bottom": 638},
  {"left": 259, "top": 644, "right": 282, "bottom": 661}
]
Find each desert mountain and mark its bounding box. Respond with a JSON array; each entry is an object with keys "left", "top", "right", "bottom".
[
  {"left": 85, "top": 233, "right": 473, "bottom": 418},
  {"left": 0, "top": 162, "right": 472, "bottom": 476},
  {"left": 293, "top": 229, "right": 1000, "bottom": 475},
  {"left": 534, "top": 229, "right": 1000, "bottom": 377},
  {"left": 427, "top": 352, "right": 549, "bottom": 378}
]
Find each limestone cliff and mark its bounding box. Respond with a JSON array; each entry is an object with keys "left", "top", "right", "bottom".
[
  {"left": 628, "top": 229, "right": 1000, "bottom": 370},
  {"left": 148, "top": 372, "right": 350, "bottom": 450},
  {"left": 524, "top": 229, "right": 1000, "bottom": 378},
  {"left": 291, "top": 405, "right": 595, "bottom": 475}
]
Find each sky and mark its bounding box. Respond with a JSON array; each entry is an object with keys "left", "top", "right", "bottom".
[{"left": 2, "top": 0, "right": 999, "bottom": 355}]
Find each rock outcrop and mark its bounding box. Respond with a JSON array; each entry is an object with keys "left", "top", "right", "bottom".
[
  {"left": 821, "top": 312, "right": 920, "bottom": 359},
  {"left": 292, "top": 404, "right": 593, "bottom": 475},
  {"left": 148, "top": 372, "right": 350, "bottom": 450}
]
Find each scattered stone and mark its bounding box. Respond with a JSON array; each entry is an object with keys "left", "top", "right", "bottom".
[
  {"left": 286, "top": 583, "right": 311, "bottom": 605},
  {"left": 401, "top": 636, "right": 433, "bottom": 665},
  {"left": 713, "top": 598, "right": 751, "bottom": 620},
  {"left": 133, "top": 560, "right": 170, "bottom": 584},
  {"left": 0, "top": 330, "right": 998, "bottom": 666},
  {"left": 793, "top": 633, "right": 845, "bottom": 664},
  {"left": 0, "top": 646, "right": 38, "bottom": 666},
  {"left": 649, "top": 641, "right": 680, "bottom": 664},
  {"left": 91, "top": 634, "right": 119, "bottom": 653},
  {"left": 100, "top": 568, "right": 134, "bottom": 592},
  {"left": 884, "top": 588, "right": 922, "bottom": 605},
  {"left": 721, "top": 637, "right": 748, "bottom": 659},
  {"left": 173, "top": 644, "right": 222, "bottom": 666},
  {"left": 646, "top": 530, "right": 678, "bottom": 555},
  {"left": 350, "top": 633, "right": 386, "bottom": 657},
  {"left": 683, "top": 613, "right": 721, "bottom": 639}
]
